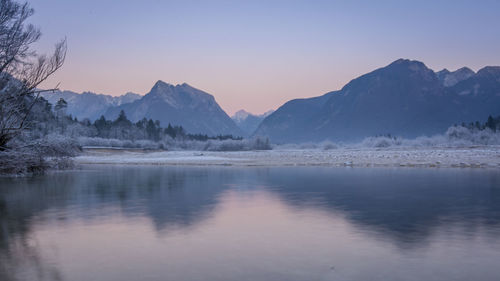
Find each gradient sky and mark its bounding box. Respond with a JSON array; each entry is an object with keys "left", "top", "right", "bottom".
[{"left": 29, "top": 0, "right": 500, "bottom": 115}]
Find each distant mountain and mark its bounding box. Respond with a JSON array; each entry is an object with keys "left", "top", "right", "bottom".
[
  {"left": 231, "top": 109, "right": 274, "bottom": 136},
  {"left": 255, "top": 59, "right": 500, "bottom": 143},
  {"left": 436, "top": 67, "right": 475, "bottom": 87},
  {"left": 41, "top": 90, "right": 141, "bottom": 121},
  {"left": 105, "top": 81, "right": 243, "bottom": 136}
]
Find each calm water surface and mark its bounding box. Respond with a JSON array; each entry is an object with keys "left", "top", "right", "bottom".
[{"left": 1, "top": 166, "right": 500, "bottom": 281}]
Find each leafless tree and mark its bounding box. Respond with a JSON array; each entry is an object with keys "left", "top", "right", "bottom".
[{"left": 0, "top": 0, "right": 66, "bottom": 150}]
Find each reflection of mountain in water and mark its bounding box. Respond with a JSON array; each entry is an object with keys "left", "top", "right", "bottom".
[
  {"left": 0, "top": 167, "right": 233, "bottom": 280},
  {"left": 0, "top": 167, "right": 238, "bottom": 235},
  {"left": 265, "top": 167, "right": 500, "bottom": 247},
  {"left": 1, "top": 166, "right": 500, "bottom": 277}
]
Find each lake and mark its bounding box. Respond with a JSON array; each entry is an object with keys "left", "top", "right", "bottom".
[{"left": 1, "top": 166, "right": 500, "bottom": 281}]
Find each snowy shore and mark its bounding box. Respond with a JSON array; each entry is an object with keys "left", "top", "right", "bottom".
[{"left": 75, "top": 146, "right": 500, "bottom": 169}]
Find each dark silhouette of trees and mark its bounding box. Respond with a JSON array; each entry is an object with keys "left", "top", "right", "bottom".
[
  {"left": 462, "top": 115, "right": 500, "bottom": 132},
  {"left": 486, "top": 115, "right": 497, "bottom": 132},
  {"left": 114, "top": 110, "right": 132, "bottom": 127},
  {"left": 85, "top": 113, "right": 243, "bottom": 143},
  {"left": 54, "top": 98, "right": 67, "bottom": 114},
  {"left": 146, "top": 119, "right": 159, "bottom": 141}
]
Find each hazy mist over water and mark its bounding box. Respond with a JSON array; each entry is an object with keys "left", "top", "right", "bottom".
[{"left": 1, "top": 166, "right": 499, "bottom": 281}]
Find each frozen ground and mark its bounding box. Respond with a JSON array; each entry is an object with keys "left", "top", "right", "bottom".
[{"left": 76, "top": 146, "right": 500, "bottom": 168}]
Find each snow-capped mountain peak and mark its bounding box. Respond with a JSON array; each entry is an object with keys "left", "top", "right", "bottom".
[
  {"left": 231, "top": 109, "right": 275, "bottom": 136},
  {"left": 40, "top": 90, "right": 141, "bottom": 120},
  {"left": 232, "top": 110, "right": 251, "bottom": 122},
  {"left": 440, "top": 67, "right": 475, "bottom": 87}
]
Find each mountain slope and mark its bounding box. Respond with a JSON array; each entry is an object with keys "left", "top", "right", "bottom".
[
  {"left": 41, "top": 91, "right": 141, "bottom": 121},
  {"left": 105, "top": 81, "right": 243, "bottom": 136},
  {"left": 231, "top": 109, "right": 274, "bottom": 136},
  {"left": 255, "top": 59, "right": 500, "bottom": 143},
  {"left": 437, "top": 67, "right": 475, "bottom": 87},
  {"left": 255, "top": 91, "right": 337, "bottom": 142}
]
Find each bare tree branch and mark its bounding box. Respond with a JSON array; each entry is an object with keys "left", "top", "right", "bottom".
[{"left": 0, "top": 0, "right": 66, "bottom": 150}]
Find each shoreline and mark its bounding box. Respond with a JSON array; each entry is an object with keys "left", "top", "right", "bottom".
[{"left": 75, "top": 146, "right": 500, "bottom": 169}]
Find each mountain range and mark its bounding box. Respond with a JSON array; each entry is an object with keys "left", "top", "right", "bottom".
[
  {"left": 104, "top": 81, "right": 243, "bottom": 136},
  {"left": 255, "top": 59, "right": 500, "bottom": 142},
  {"left": 41, "top": 90, "right": 141, "bottom": 121},
  {"left": 40, "top": 58, "right": 500, "bottom": 142}
]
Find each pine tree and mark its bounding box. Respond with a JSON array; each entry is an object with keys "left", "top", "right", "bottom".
[
  {"left": 114, "top": 110, "right": 131, "bottom": 126},
  {"left": 54, "top": 98, "right": 68, "bottom": 119},
  {"left": 486, "top": 115, "right": 496, "bottom": 132},
  {"left": 146, "top": 119, "right": 159, "bottom": 141}
]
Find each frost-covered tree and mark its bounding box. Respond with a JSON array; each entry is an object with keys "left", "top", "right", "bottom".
[
  {"left": 0, "top": 0, "right": 68, "bottom": 174},
  {"left": 0, "top": 0, "right": 66, "bottom": 150}
]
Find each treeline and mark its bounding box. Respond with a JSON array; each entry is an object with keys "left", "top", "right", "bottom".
[
  {"left": 48, "top": 98, "right": 243, "bottom": 142},
  {"left": 456, "top": 115, "right": 500, "bottom": 132},
  {"left": 372, "top": 115, "right": 500, "bottom": 140},
  {"left": 0, "top": 0, "right": 265, "bottom": 176},
  {"left": 91, "top": 110, "right": 184, "bottom": 141},
  {"left": 23, "top": 97, "right": 270, "bottom": 153},
  {"left": 91, "top": 110, "right": 243, "bottom": 141}
]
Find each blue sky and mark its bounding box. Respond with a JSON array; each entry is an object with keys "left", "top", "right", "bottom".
[{"left": 29, "top": 0, "right": 500, "bottom": 115}]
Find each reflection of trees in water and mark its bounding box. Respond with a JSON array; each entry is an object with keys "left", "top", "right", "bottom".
[
  {"left": 1, "top": 166, "right": 500, "bottom": 279},
  {"left": 0, "top": 178, "right": 68, "bottom": 281},
  {"left": 0, "top": 167, "right": 236, "bottom": 280},
  {"left": 265, "top": 167, "right": 500, "bottom": 248},
  {"left": 1, "top": 166, "right": 240, "bottom": 233}
]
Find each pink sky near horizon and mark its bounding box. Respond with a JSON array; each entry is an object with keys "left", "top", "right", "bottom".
[{"left": 29, "top": 0, "right": 500, "bottom": 116}]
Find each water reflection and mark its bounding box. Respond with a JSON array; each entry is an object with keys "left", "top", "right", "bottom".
[
  {"left": 265, "top": 168, "right": 500, "bottom": 247},
  {"left": 0, "top": 166, "right": 499, "bottom": 281}
]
